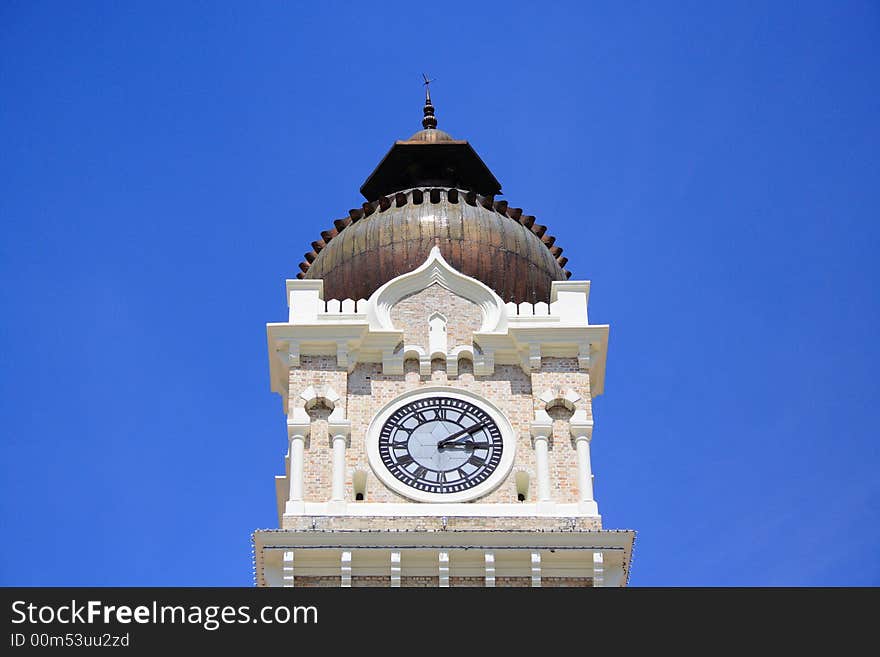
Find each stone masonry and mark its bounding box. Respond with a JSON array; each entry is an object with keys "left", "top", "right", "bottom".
[{"left": 284, "top": 284, "right": 595, "bottom": 509}]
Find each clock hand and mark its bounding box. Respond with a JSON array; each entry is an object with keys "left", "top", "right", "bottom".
[
  {"left": 437, "top": 421, "right": 489, "bottom": 448},
  {"left": 438, "top": 440, "right": 476, "bottom": 450},
  {"left": 437, "top": 424, "right": 484, "bottom": 447}
]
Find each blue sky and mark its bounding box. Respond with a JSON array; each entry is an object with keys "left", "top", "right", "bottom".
[{"left": 1, "top": 1, "right": 878, "bottom": 586}]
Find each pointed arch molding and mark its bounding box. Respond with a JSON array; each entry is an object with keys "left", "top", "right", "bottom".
[{"left": 366, "top": 246, "right": 507, "bottom": 334}]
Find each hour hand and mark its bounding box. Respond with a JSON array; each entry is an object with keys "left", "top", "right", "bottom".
[
  {"left": 438, "top": 439, "right": 475, "bottom": 450},
  {"left": 437, "top": 421, "right": 488, "bottom": 447}
]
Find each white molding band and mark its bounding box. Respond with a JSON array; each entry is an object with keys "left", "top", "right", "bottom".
[
  {"left": 254, "top": 531, "right": 635, "bottom": 588},
  {"left": 267, "top": 250, "right": 610, "bottom": 408},
  {"left": 283, "top": 501, "right": 600, "bottom": 517}
]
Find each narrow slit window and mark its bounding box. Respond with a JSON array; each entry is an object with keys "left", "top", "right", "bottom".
[
  {"left": 515, "top": 471, "right": 530, "bottom": 502},
  {"left": 353, "top": 470, "right": 367, "bottom": 501}
]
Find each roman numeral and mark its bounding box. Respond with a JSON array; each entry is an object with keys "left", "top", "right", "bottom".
[
  {"left": 468, "top": 455, "right": 486, "bottom": 467},
  {"left": 413, "top": 466, "right": 428, "bottom": 480},
  {"left": 396, "top": 454, "right": 414, "bottom": 467}
]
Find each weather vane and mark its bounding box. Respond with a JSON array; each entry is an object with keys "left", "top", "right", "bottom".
[
  {"left": 422, "top": 73, "right": 435, "bottom": 102},
  {"left": 421, "top": 73, "right": 437, "bottom": 129}
]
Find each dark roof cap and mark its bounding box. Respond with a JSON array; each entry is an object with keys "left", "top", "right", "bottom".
[
  {"left": 359, "top": 133, "right": 502, "bottom": 201},
  {"left": 359, "top": 87, "right": 502, "bottom": 201}
]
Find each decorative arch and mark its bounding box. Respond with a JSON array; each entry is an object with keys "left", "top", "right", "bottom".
[
  {"left": 449, "top": 345, "right": 475, "bottom": 361},
  {"left": 428, "top": 312, "right": 448, "bottom": 359},
  {"left": 401, "top": 345, "right": 427, "bottom": 361},
  {"left": 447, "top": 345, "right": 475, "bottom": 377},
  {"left": 400, "top": 344, "right": 431, "bottom": 376},
  {"left": 366, "top": 246, "right": 507, "bottom": 334}
]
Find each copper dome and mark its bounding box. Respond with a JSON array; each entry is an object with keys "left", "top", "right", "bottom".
[
  {"left": 406, "top": 128, "right": 456, "bottom": 143},
  {"left": 298, "top": 187, "right": 570, "bottom": 303},
  {"left": 297, "top": 93, "right": 572, "bottom": 303}
]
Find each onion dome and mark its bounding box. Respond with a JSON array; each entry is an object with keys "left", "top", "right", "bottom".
[{"left": 297, "top": 85, "right": 570, "bottom": 303}]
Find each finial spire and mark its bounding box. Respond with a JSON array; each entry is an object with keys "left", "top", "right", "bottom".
[{"left": 421, "top": 73, "right": 437, "bottom": 129}]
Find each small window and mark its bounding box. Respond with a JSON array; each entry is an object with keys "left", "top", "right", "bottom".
[
  {"left": 404, "top": 358, "right": 420, "bottom": 375},
  {"left": 515, "top": 471, "right": 530, "bottom": 502},
  {"left": 353, "top": 470, "right": 368, "bottom": 502}
]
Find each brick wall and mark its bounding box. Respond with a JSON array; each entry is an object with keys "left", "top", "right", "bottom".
[
  {"left": 390, "top": 284, "right": 483, "bottom": 349},
  {"left": 450, "top": 576, "right": 484, "bottom": 587},
  {"left": 293, "top": 576, "right": 339, "bottom": 588},
  {"left": 282, "top": 288, "right": 600, "bottom": 515},
  {"left": 352, "top": 576, "right": 391, "bottom": 587}
]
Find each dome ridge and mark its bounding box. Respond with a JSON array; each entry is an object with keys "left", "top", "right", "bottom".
[{"left": 296, "top": 187, "right": 570, "bottom": 303}]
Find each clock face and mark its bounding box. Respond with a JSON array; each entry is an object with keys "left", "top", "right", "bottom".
[{"left": 377, "top": 395, "right": 503, "bottom": 495}]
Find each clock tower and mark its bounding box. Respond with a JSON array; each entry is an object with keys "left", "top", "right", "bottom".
[{"left": 253, "top": 90, "right": 635, "bottom": 587}]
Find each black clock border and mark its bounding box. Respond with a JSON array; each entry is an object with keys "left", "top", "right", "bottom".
[{"left": 377, "top": 395, "right": 503, "bottom": 494}]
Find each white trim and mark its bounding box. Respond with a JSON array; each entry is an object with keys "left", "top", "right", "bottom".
[
  {"left": 401, "top": 344, "right": 431, "bottom": 376},
  {"left": 286, "top": 501, "right": 600, "bottom": 518},
  {"left": 593, "top": 551, "right": 605, "bottom": 587},
  {"left": 531, "top": 551, "right": 542, "bottom": 587},
  {"left": 390, "top": 551, "right": 401, "bottom": 587},
  {"left": 428, "top": 312, "right": 448, "bottom": 359},
  {"left": 256, "top": 529, "right": 633, "bottom": 550},
  {"left": 281, "top": 550, "right": 294, "bottom": 587},
  {"left": 254, "top": 530, "right": 634, "bottom": 588},
  {"left": 365, "top": 387, "right": 517, "bottom": 504},
  {"left": 341, "top": 550, "right": 352, "bottom": 587},
  {"left": 268, "top": 257, "right": 611, "bottom": 414},
  {"left": 366, "top": 246, "right": 506, "bottom": 334},
  {"left": 439, "top": 551, "right": 450, "bottom": 587}
]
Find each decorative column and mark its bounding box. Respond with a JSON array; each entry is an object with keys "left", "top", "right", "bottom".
[
  {"left": 592, "top": 552, "right": 605, "bottom": 588},
  {"left": 484, "top": 552, "right": 496, "bottom": 588},
  {"left": 439, "top": 551, "right": 450, "bottom": 588},
  {"left": 390, "top": 551, "right": 401, "bottom": 588},
  {"left": 327, "top": 418, "right": 351, "bottom": 512},
  {"left": 282, "top": 551, "right": 294, "bottom": 588},
  {"left": 570, "top": 412, "right": 599, "bottom": 515},
  {"left": 530, "top": 418, "right": 554, "bottom": 511},
  {"left": 530, "top": 552, "right": 542, "bottom": 588},
  {"left": 341, "top": 551, "right": 352, "bottom": 588},
  {"left": 285, "top": 420, "right": 310, "bottom": 515}
]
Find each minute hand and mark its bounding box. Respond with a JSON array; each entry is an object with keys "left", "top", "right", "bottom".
[{"left": 437, "top": 421, "right": 489, "bottom": 447}]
